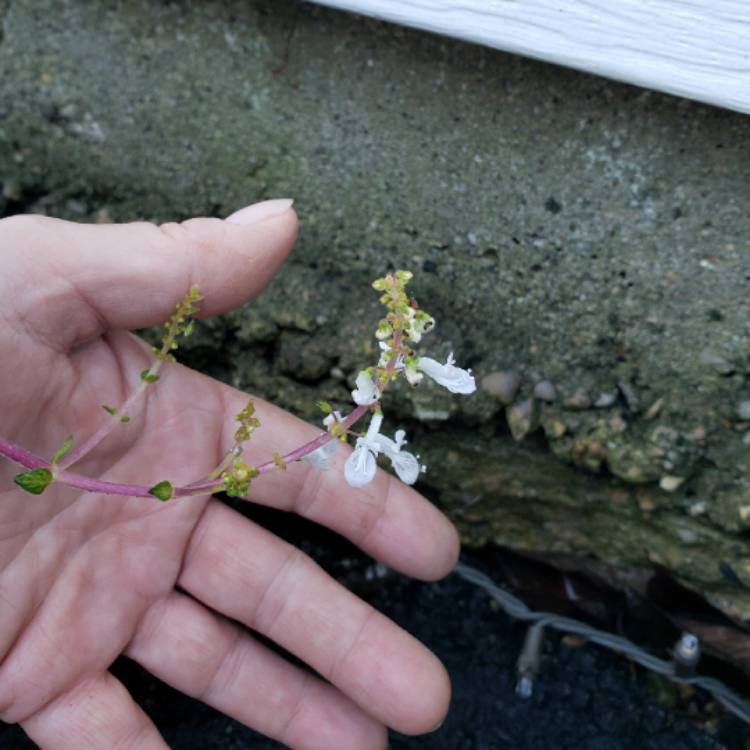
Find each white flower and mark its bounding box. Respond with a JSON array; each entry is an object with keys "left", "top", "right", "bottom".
[
  {"left": 417, "top": 352, "right": 476, "bottom": 394},
  {"left": 303, "top": 439, "right": 340, "bottom": 471},
  {"left": 344, "top": 441, "right": 378, "bottom": 487},
  {"left": 344, "top": 414, "right": 383, "bottom": 488},
  {"left": 344, "top": 416, "right": 426, "bottom": 487},
  {"left": 374, "top": 429, "right": 423, "bottom": 485},
  {"left": 351, "top": 371, "right": 380, "bottom": 406}
]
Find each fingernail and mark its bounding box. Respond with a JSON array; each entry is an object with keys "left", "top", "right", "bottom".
[{"left": 225, "top": 198, "right": 294, "bottom": 225}]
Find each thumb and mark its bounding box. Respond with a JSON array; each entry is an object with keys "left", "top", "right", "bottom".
[{"left": 0, "top": 199, "right": 298, "bottom": 348}]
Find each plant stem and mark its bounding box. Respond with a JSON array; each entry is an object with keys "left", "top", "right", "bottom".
[
  {"left": 181, "top": 403, "right": 370, "bottom": 493},
  {"left": 0, "top": 436, "right": 49, "bottom": 470},
  {"left": 0, "top": 403, "right": 372, "bottom": 500},
  {"left": 1, "top": 317, "right": 408, "bottom": 500},
  {"left": 57, "top": 356, "right": 168, "bottom": 471}
]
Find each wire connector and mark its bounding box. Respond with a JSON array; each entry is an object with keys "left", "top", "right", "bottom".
[
  {"left": 672, "top": 632, "right": 700, "bottom": 677},
  {"left": 516, "top": 623, "right": 545, "bottom": 699}
]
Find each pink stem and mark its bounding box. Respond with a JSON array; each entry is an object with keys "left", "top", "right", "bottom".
[
  {"left": 1, "top": 328, "right": 404, "bottom": 501},
  {"left": 0, "top": 436, "right": 49, "bottom": 470},
  {"left": 0, "top": 435, "right": 152, "bottom": 497},
  {"left": 57, "top": 385, "right": 147, "bottom": 470},
  {"left": 0, "top": 404, "right": 372, "bottom": 500},
  {"left": 181, "top": 403, "right": 370, "bottom": 493}
]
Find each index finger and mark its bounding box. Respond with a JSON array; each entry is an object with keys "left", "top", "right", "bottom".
[{"left": 0, "top": 201, "right": 297, "bottom": 350}]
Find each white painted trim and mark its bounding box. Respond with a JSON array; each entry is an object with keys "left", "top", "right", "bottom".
[{"left": 308, "top": 0, "right": 750, "bottom": 114}]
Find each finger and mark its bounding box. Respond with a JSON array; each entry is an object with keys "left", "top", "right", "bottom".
[
  {"left": 179, "top": 499, "right": 451, "bottom": 736},
  {"left": 21, "top": 672, "right": 168, "bottom": 750},
  {"left": 201, "top": 373, "right": 459, "bottom": 581},
  {"left": 0, "top": 199, "right": 297, "bottom": 349},
  {"left": 126, "top": 591, "right": 387, "bottom": 750}
]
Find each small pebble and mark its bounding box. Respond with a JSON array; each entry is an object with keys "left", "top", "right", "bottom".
[
  {"left": 506, "top": 398, "right": 536, "bottom": 441},
  {"left": 564, "top": 388, "right": 592, "bottom": 410},
  {"left": 481, "top": 370, "right": 521, "bottom": 405},
  {"left": 637, "top": 494, "right": 656, "bottom": 513},
  {"left": 736, "top": 401, "right": 750, "bottom": 421},
  {"left": 533, "top": 380, "right": 557, "bottom": 402},
  {"left": 594, "top": 390, "right": 617, "bottom": 408},
  {"left": 545, "top": 419, "right": 567, "bottom": 438},
  {"left": 659, "top": 475, "right": 685, "bottom": 492},
  {"left": 688, "top": 501, "right": 707, "bottom": 516},
  {"left": 644, "top": 397, "right": 664, "bottom": 420}
]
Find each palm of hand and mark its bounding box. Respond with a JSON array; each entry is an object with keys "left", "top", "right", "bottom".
[{"left": 0, "top": 213, "right": 457, "bottom": 749}]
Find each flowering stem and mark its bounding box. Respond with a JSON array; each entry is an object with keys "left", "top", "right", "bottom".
[
  {"left": 0, "top": 403, "right": 373, "bottom": 501},
  {"left": 57, "top": 286, "right": 203, "bottom": 472},
  {"left": 181, "top": 403, "right": 371, "bottom": 494}
]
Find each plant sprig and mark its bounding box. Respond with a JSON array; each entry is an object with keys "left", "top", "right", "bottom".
[{"left": 1, "top": 272, "right": 475, "bottom": 502}]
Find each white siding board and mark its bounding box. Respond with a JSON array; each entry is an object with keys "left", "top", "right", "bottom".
[{"left": 308, "top": 0, "right": 750, "bottom": 114}]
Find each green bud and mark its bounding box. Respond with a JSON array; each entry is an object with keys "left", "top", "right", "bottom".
[
  {"left": 140, "top": 370, "right": 160, "bottom": 384},
  {"left": 395, "top": 269, "right": 413, "bottom": 284},
  {"left": 317, "top": 400, "right": 333, "bottom": 414},
  {"left": 52, "top": 435, "right": 74, "bottom": 465},
  {"left": 375, "top": 321, "right": 393, "bottom": 340},
  {"left": 148, "top": 480, "right": 173, "bottom": 501},
  {"left": 14, "top": 468, "right": 54, "bottom": 495},
  {"left": 222, "top": 458, "right": 259, "bottom": 497}
]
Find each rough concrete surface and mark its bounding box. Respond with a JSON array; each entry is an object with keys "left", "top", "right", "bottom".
[{"left": 1, "top": 1, "right": 750, "bottom": 622}]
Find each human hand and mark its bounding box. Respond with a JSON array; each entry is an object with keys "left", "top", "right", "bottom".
[{"left": 0, "top": 202, "right": 459, "bottom": 749}]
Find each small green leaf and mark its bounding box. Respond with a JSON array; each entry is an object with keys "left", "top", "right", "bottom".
[
  {"left": 14, "top": 468, "right": 54, "bottom": 495},
  {"left": 119, "top": 415, "right": 130, "bottom": 424},
  {"left": 52, "top": 435, "right": 74, "bottom": 465},
  {"left": 102, "top": 405, "right": 117, "bottom": 416},
  {"left": 316, "top": 400, "right": 332, "bottom": 414},
  {"left": 148, "top": 480, "right": 173, "bottom": 501},
  {"left": 140, "top": 370, "right": 160, "bottom": 384}
]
